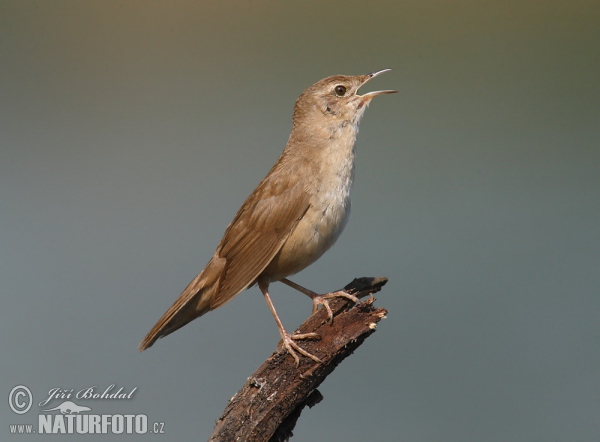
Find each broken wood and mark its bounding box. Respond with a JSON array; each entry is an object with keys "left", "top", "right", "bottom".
[{"left": 208, "top": 276, "right": 388, "bottom": 442}]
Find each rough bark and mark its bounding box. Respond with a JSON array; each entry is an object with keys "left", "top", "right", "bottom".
[{"left": 208, "top": 276, "right": 388, "bottom": 442}]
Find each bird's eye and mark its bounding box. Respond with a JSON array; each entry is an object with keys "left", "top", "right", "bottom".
[{"left": 334, "top": 85, "right": 347, "bottom": 97}]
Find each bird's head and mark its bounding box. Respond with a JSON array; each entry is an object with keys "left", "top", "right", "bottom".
[{"left": 293, "top": 69, "right": 397, "bottom": 129}]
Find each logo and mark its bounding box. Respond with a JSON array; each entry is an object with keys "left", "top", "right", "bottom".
[
  {"left": 42, "top": 401, "right": 91, "bottom": 414},
  {"left": 7, "top": 384, "right": 166, "bottom": 436}
]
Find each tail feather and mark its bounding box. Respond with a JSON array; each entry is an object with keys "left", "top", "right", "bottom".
[
  {"left": 139, "top": 257, "right": 223, "bottom": 351},
  {"left": 138, "top": 290, "right": 210, "bottom": 351}
]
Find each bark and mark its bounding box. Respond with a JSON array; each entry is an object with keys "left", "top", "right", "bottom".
[{"left": 208, "top": 277, "right": 388, "bottom": 442}]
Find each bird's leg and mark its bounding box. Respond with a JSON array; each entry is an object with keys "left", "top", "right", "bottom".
[
  {"left": 258, "top": 279, "right": 321, "bottom": 366},
  {"left": 280, "top": 278, "right": 360, "bottom": 324}
]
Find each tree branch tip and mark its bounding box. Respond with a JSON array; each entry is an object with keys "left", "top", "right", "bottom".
[{"left": 209, "top": 276, "right": 390, "bottom": 442}]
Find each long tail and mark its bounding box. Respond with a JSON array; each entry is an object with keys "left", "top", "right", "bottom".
[{"left": 138, "top": 262, "right": 221, "bottom": 351}]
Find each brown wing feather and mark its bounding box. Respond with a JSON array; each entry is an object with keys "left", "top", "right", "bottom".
[
  {"left": 210, "top": 174, "right": 310, "bottom": 309},
  {"left": 139, "top": 165, "right": 310, "bottom": 350}
]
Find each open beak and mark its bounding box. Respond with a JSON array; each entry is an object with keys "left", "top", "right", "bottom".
[{"left": 358, "top": 69, "right": 398, "bottom": 100}]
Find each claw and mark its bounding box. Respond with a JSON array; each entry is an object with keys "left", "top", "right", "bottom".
[
  {"left": 280, "top": 279, "right": 360, "bottom": 324},
  {"left": 282, "top": 331, "right": 322, "bottom": 366},
  {"left": 261, "top": 278, "right": 362, "bottom": 366},
  {"left": 311, "top": 290, "right": 360, "bottom": 324},
  {"left": 259, "top": 278, "right": 323, "bottom": 366},
  {"left": 290, "top": 332, "right": 320, "bottom": 340}
]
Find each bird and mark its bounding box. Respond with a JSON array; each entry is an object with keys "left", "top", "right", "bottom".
[{"left": 139, "top": 69, "right": 397, "bottom": 365}]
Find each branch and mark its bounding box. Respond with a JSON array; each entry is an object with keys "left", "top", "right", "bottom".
[{"left": 209, "top": 277, "right": 388, "bottom": 442}]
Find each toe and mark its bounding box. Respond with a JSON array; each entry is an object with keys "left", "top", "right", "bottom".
[{"left": 290, "top": 332, "right": 320, "bottom": 340}]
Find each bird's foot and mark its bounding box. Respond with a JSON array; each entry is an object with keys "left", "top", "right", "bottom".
[
  {"left": 279, "top": 279, "right": 360, "bottom": 324},
  {"left": 311, "top": 291, "right": 360, "bottom": 323},
  {"left": 282, "top": 330, "right": 321, "bottom": 366}
]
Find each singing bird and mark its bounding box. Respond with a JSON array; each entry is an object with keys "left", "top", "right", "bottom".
[{"left": 139, "top": 70, "right": 396, "bottom": 364}]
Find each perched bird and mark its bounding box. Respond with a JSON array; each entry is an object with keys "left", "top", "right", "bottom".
[{"left": 139, "top": 69, "right": 396, "bottom": 364}]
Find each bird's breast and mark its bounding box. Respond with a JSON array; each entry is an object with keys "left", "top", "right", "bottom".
[{"left": 264, "top": 132, "right": 356, "bottom": 282}]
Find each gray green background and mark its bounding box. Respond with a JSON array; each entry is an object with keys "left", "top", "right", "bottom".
[{"left": 2, "top": 1, "right": 599, "bottom": 440}]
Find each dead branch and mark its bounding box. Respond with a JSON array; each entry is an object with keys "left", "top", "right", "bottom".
[{"left": 208, "top": 276, "right": 388, "bottom": 442}]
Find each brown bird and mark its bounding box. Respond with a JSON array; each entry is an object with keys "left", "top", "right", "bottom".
[{"left": 139, "top": 69, "right": 396, "bottom": 364}]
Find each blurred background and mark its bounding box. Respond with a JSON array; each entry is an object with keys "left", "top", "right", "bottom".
[{"left": 1, "top": 1, "right": 598, "bottom": 440}]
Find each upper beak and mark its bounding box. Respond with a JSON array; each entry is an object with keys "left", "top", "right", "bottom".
[{"left": 358, "top": 69, "right": 398, "bottom": 99}]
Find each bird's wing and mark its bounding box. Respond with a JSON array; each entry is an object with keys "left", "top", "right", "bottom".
[
  {"left": 210, "top": 172, "right": 310, "bottom": 309},
  {"left": 138, "top": 166, "right": 310, "bottom": 351}
]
